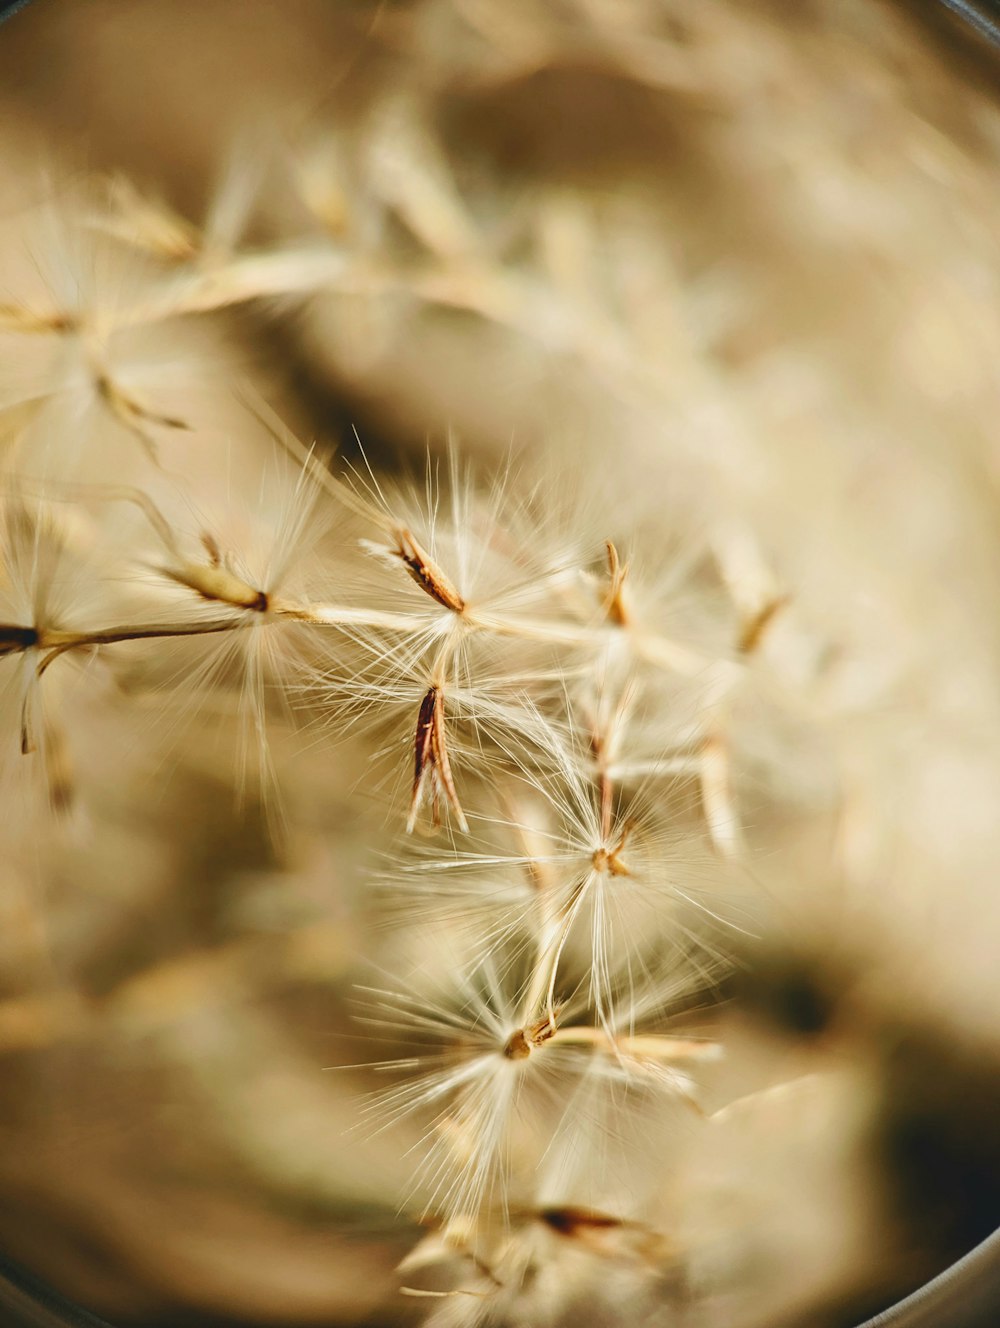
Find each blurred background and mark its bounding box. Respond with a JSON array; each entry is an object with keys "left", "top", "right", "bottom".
[{"left": 1, "top": 1, "right": 1000, "bottom": 1325}]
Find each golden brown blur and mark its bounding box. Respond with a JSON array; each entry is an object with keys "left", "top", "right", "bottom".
[{"left": 1, "top": 2, "right": 1000, "bottom": 1326}]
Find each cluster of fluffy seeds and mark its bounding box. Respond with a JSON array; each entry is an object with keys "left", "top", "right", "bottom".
[
  {"left": 0, "top": 163, "right": 825, "bottom": 1324},
  {"left": 6, "top": 3, "right": 1000, "bottom": 1323}
]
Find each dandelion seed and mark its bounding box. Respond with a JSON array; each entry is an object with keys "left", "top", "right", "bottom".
[
  {"left": 162, "top": 550, "right": 269, "bottom": 613},
  {"left": 602, "top": 539, "right": 630, "bottom": 627},
  {"left": 0, "top": 489, "right": 136, "bottom": 820},
  {"left": 354, "top": 948, "right": 593, "bottom": 1226},
  {"left": 394, "top": 529, "right": 467, "bottom": 614},
  {"left": 395, "top": 708, "right": 739, "bottom": 1031},
  {"left": 409, "top": 684, "right": 469, "bottom": 834}
]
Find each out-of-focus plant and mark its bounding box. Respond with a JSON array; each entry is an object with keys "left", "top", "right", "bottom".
[{"left": 2, "top": 3, "right": 1000, "bottom": 1326}]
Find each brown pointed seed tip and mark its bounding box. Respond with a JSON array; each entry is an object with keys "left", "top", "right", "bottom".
[
  {"left": 395, "top": 528, "right": 466, "bottom": 613},
  {"left": 407, "top": 685, "right": 468, "bottom": 834}
]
